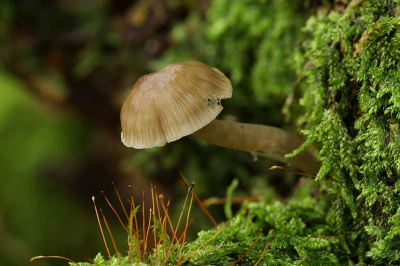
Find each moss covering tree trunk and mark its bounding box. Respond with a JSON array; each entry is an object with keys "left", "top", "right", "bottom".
[{"left": 291, "top": 1, "right": 400, "bottom": 264}]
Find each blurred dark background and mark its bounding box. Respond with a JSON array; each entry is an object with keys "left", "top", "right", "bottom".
[{"left": 0, "top": 0, "right": 322, "bottom": 265}]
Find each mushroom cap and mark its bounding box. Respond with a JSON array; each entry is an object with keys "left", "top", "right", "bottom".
[{"left": 121, "top": 61, "right": 232, "bottom": 149}]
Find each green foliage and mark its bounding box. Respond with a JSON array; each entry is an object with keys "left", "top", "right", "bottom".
[
  {"left": 70, "top": 253, "right": 143, "bottom": 266},
  {"left": 224, "top": 178, "right": 239, "bottom": 220}
]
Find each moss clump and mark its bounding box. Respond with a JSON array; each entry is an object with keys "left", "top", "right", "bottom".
[
  {"left": 181, "top": 182, "right": 342, "bottom": 265},
  {"left": 73, "top": 182, "right": 347, "bottom": 266},
  {"left": 289, "top": 0, "right": 400, "bottom": 264}
]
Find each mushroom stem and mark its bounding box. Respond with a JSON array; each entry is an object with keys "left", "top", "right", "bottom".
[{"left": 191, "top": 119, "right": 320, "bottom": 175}]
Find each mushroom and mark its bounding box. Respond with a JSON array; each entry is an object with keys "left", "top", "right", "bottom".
[{"left": 121, "top": 61, "right": 320, "bottom": 175}]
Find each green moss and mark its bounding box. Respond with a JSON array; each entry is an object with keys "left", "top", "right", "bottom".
[
  {"left": 75, "top": 181, "right": 348, "bottom": 266},
  {"left": 289, "top": 0, "right": 400, "bottom": 264}
]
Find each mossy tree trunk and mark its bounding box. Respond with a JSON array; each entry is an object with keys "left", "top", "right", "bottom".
[{"left": 289, "top": 1, "right": 400, "bottom": 264}]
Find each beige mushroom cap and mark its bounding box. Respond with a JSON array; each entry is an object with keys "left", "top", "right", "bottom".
[{"left": 121, "top": 61, "right": 233, "bottom": 149}]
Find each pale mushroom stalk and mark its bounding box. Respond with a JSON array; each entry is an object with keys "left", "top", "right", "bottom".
[{"left": 192, "top": 119, "right": 320, "bottom": 175}]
